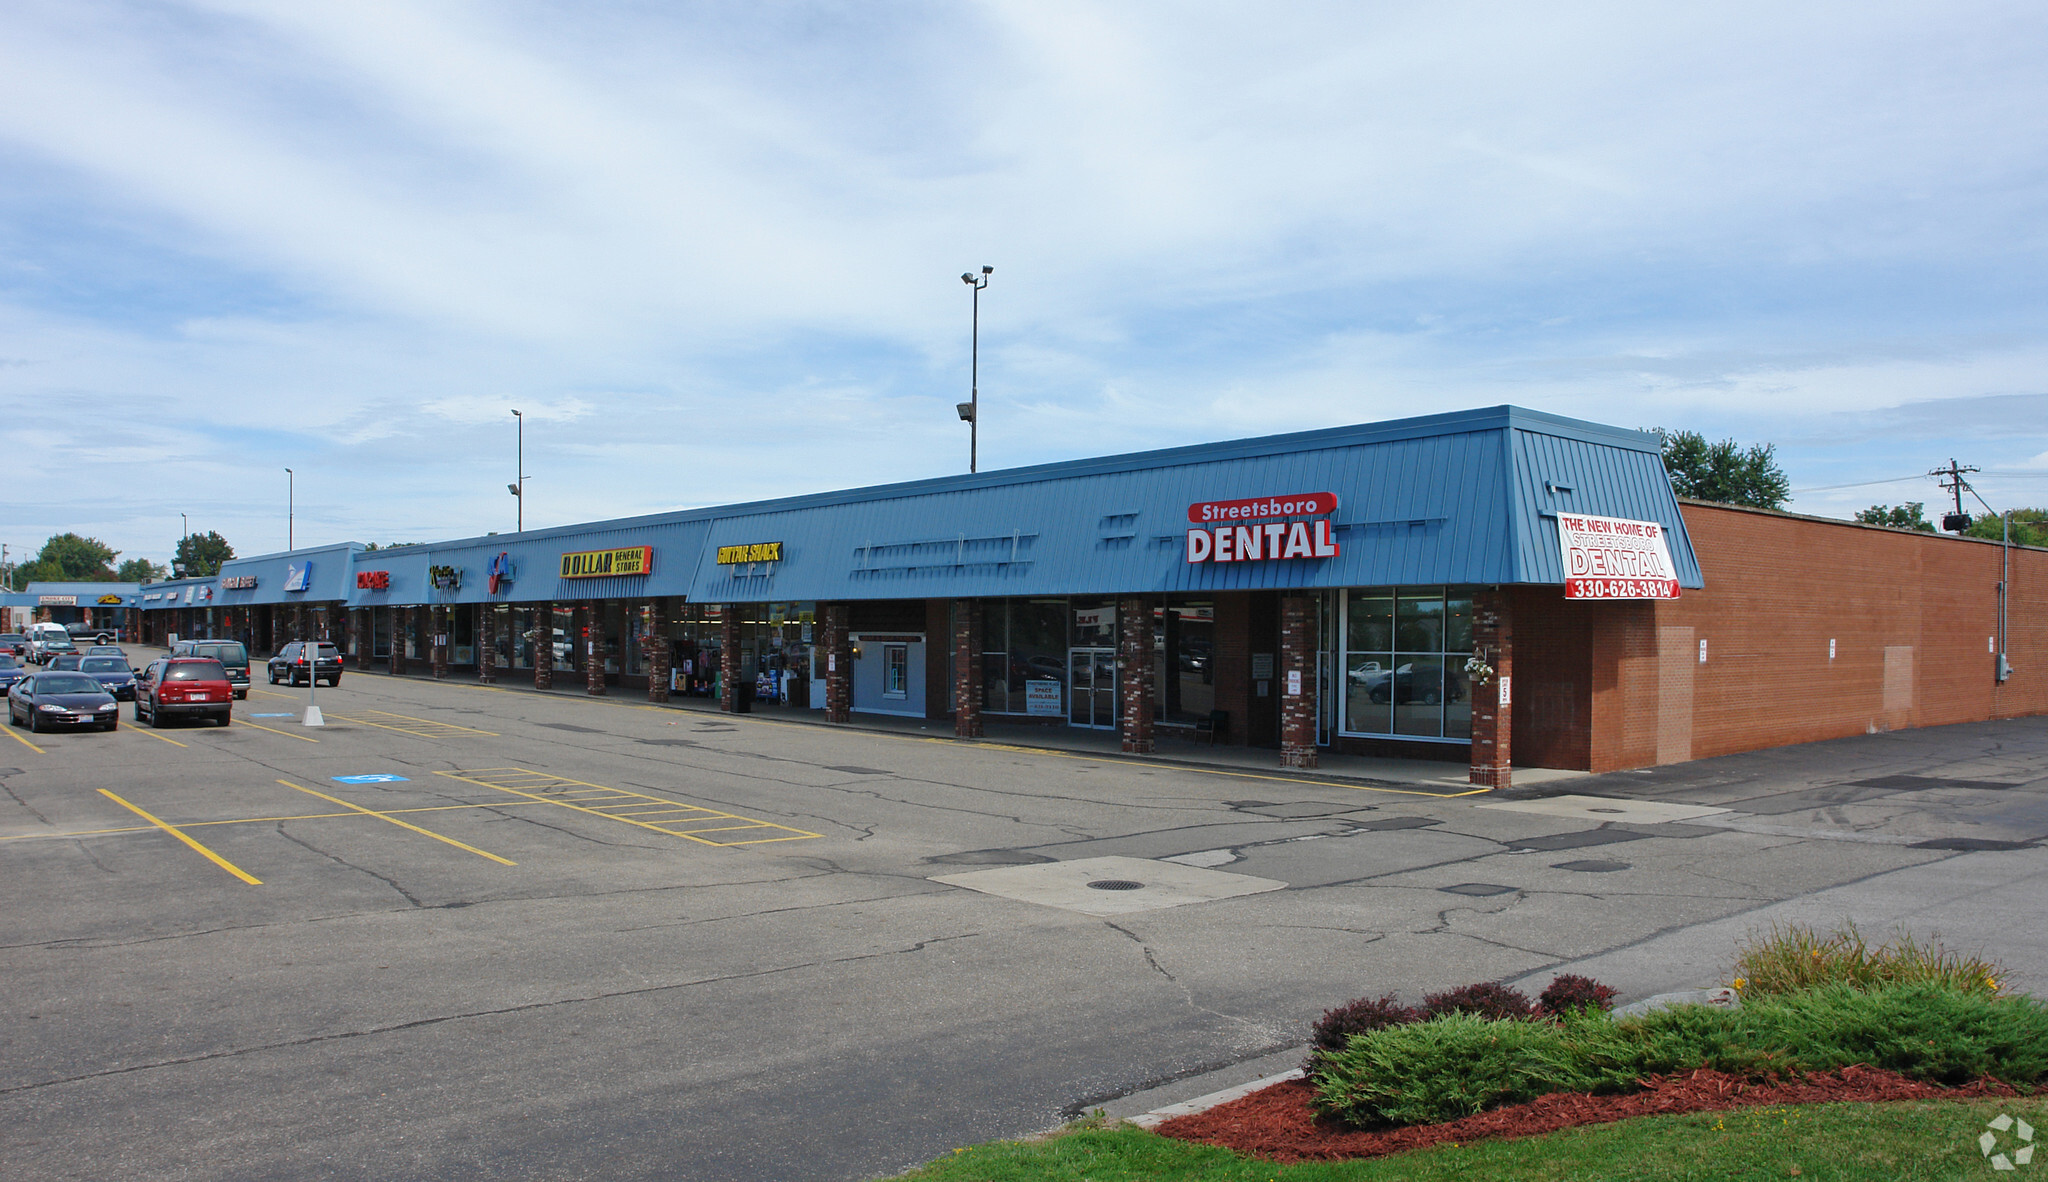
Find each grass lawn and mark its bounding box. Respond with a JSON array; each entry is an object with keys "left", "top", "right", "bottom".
[{"left": 895, "top": 1098, "right": 2046, "bottom": 1181}]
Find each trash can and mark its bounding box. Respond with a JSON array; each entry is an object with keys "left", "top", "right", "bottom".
[{"left": 733, "top": 680, "right": 754, "bottom": 713}]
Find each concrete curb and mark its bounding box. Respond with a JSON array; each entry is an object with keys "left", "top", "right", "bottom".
[{"left": 1127, "top": 1068, "right": 1305, "bottom": 1129}]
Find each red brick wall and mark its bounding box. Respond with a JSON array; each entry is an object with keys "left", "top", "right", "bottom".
[{"left": 1574, "top": 502, "right": 2048, "bottom": 772}]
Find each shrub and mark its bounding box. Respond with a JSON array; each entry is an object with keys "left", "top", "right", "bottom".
[
  {"left": 1311, "top": 982, "right": 2048, "bottom": 1129},
  {"left": 1538, "top": 974, "right": 1619, "bottom": 1016},
  {"left": 1420, "top": 981, "right": 1534, "bottom": 1021},
  {"left": 1311, "top": 1010, "right": 1640, "bottom": 1127},
  {"left": 1732, "top": 922, "right": 2005, "bottom": 997},
  {"left": 1303, "top": 993, "right": 1419, "bottom": 1078}
]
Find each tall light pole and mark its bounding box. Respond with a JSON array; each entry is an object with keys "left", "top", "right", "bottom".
[
  {"left": 285, "top": 468, "right": 294, "bottom": 550},
  {"left": 958, "top": 266, "right": 992, "bottom": 473},
  {"left": 509, "top": 409, "right": 525, "bottom": 532}
]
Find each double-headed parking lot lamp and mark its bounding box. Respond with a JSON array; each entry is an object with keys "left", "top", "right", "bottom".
[
  {"left": 961, "top": 266, "right": 991, "bottom": 473},
  {"left": 511, "top": 409, "right": 525, "bottom": 532}
]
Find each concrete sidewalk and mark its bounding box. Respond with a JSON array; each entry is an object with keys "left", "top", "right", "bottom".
[{"left": 361, "top": 660, "right": 1591, "bottom": 791}]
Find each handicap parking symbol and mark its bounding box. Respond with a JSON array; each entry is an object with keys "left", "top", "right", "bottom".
[{"left": 332, "top": 774, "right": 411, "bottom": 784}]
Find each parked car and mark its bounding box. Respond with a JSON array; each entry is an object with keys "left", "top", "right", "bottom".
[
  {"left": 0, "top": 655, "right": 26, "bottom": 692},
  {"left": 31, "top": 635, "right": 78, "bottom": 665},
  {"left": 268, "top": 640, "right": 343, "bottom": 687},
  {"left": 78, "top": 655, "right": 138, "bottom": 700},
  {"left": 85, "top": 645, "right": 128, "bottom": 658},
  {"left": 171, "top": 639, "right": 252, "bottom": 699},
  {"left": 0, "top": 634, "right": 27, "bottom": 657},
  {"left": 134, "top": 657, "right": 233, "bottom": 727},
  {"left": 46, "top": 654, "right": 83, "bottom": 671},
  {"left": 9, "top": 671, "right": 119, "bottom": 732}
]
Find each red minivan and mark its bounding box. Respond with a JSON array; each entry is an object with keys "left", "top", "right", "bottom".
[{"left": 135, "top": 657, "right": 234, "bottom": 727}]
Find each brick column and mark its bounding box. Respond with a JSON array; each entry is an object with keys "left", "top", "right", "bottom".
[
  {"left": 719, "top": 608, "right": 741, "bottom": 711},
  {"left": 823, "top": 603, "right": 851, "bottom": 723},
  {"left": 478, "top": 606, "right": 497, "bottom": 684},
  {"left": 431, "top": 606, "right": 450, "bottom": 679},
  {"left": 1279, "top": 595, "right": 1318, "bottom": 768},
  {"left": 583, "top": 601, "right": 607, "bottom": 695},
  {"left": 533, "top": 603, "right": 554, "bottom": 689},
  {"left": 1118, "top": 597, "right": 1155, "bottom": 753},
  {"left": 953, "top": 599, "right": 983, "bottom": 738},
  {"left": 1469, "top": 587, "right": 1513, "bottom": 789},
  {"left": 388, "top": 609, "right": 405, "bottom": 675},
  {"left": 646, "top": 603, "right": 670, "bottom": 703}
]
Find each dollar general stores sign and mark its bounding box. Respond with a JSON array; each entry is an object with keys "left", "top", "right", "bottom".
[
  {"left": 716, "top": 541, "right": 782, "bottom": 565},
  {"left": 559, "top": 545, "right": 654, "bottom": 578}
]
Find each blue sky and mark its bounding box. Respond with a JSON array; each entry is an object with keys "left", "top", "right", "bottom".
[{"left": 4, "top": 1, "right": 2047, "bottom": 567}]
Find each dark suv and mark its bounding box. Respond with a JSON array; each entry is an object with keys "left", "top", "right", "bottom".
[
  {"left": 135, "top": 657, "right": 234, "bottom": 727},
  {"left": 268, "top": 640, "right": 343, "bottom": 687},
  {"left": 171, "top": 639, "right": 252, "bottom": 699}
]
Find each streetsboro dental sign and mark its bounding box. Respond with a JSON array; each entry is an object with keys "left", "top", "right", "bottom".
[
  {"left": 1184, "top": 492, "right": 1342, "bottom": 564},
  {"left": 1187, "top": 492, "right": 1337, "bottom": 524},
  {"left": 1557, "top": 512, "right": 1681, "bottom": 599}
]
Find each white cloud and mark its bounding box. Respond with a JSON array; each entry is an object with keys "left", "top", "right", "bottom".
[{"left": 0, "top": 1, "right": 2045, "bottom": 558}]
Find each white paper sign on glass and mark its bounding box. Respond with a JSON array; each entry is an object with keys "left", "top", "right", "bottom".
[{"left": 1556, "top": 513, "right": 1681, "bottom": 599}]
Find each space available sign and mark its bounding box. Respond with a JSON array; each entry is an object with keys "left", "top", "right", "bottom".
[
  {"left": 1557, "top": 513, "right": 1681, "bottom": 599},
  {"left": 1184, "top": 492, "right": 1341, "bottom": 564}
]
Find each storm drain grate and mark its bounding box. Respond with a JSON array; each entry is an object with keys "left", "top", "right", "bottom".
[{"left": 1086, "top": 879, "right": 1147, "bottom": 891}]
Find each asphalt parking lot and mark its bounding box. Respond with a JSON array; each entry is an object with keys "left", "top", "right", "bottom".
[{"left": 5, "top": 649, "right": 2048, "bottom": 1181}]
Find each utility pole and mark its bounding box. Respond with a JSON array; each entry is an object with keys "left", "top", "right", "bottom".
[{"left": 1930, "top": 459, "right": 1980, "bottom": 532}]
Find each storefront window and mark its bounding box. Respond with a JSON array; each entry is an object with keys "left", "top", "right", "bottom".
[
  {"left": 1341, "top": 587, "right": 1475, "bottom": 741},
  {"left": 981, "top": 598, "right": 1072, "bottom": 716}
]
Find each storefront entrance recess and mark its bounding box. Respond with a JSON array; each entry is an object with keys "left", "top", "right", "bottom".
[{"left": 1068, "top": 647, "right": 1117, "bottom": 729}]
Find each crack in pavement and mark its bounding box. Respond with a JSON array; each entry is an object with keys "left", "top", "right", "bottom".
[{"left": 0, "top": 932, "right": 983, "bottom": 1097}]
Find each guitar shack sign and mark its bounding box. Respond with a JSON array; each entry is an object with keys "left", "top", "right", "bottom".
[
  {"left": 1556, "top": 513, "right": 1681, "bottom": 599},
  {"left": 560, "top": 545, "right": 653, "bottom": 579},
  {"left": 1185, "top": 493, "right": 1341, "bottom": 564}
]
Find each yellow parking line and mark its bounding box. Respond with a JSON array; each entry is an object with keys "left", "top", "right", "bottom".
[
  {"left": 97, "top": 789, "right": 261, "bottom": 885},
  {"left": 435, "top": 768, "right": 822, "bottom": 846},
  {"left": 2, "top": 725, "right": 46, "bottom": 754},
  {"left": 239, "top": 719, "right": 320, "bottom": 743},
  {"left": 130, "top": 726, "right": 189, "bottom": 748},
  {"left": 275, "top": 780, "right": 516, "bottom": 866},
  {"left": 363, "top": 709, "right": 497, "bottom": 736},
  {"left": 3, "top": 801, "right": 552, "bottom": 842}
]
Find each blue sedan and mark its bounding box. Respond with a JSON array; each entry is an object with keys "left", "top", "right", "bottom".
[{"left": 78, "top": 655, "right": 138, "bottom": 701}]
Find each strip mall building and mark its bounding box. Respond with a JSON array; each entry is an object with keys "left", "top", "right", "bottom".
[{"left": 117, "top": 407, "right": 2045, "bottom": 786}]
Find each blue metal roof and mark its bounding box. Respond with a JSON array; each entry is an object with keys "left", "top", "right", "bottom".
[{"left": 136, "top": 406, "right": 1703, "bottom": 607}]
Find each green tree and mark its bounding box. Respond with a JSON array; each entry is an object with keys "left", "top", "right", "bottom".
[
  {"left": 1655, "top": 429, "right": 1792, "bottom": 510},
  {"left": 117, "top": 557, "right": 169, "bottom": 583},
  {"left": 1854, "top": 502, "right": 1935, "bottom": 532},
  {"left": 1964, "top": 509, "right": 2048, "bottom": 548},
  {"left": 15, "top": 533, "right": 119, "bottom": 583},
  {"left": 173, "top": 530, "right": 235, "bottom": 577}
]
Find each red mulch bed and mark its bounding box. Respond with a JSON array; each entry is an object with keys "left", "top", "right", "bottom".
[{"left": 1155, "top": 1066, "right": 2025, "bottom": 1163}]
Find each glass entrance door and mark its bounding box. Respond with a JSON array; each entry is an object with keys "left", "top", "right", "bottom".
[{"left": 1068, "top": 647, "right": 1118, "bottom": 729}]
